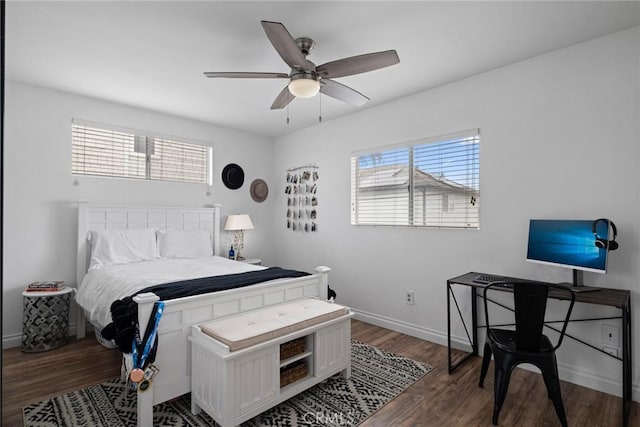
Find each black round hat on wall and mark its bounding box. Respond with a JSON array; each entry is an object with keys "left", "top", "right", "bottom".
[{"left": 221, "top": 163, "right": 244, "bottom": 189}]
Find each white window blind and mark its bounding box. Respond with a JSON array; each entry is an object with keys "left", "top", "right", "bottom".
[
  {"left": 149, "top": 137, "right": 209, "bottom": 183},
  {"left": 351, "top": 130, "right": 480, "bottom": 229},
  {"left": 72, "top": 121, "right": 210, "bottom": 184}
]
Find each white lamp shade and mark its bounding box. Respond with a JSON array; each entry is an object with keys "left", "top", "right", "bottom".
[
  {"left": 224, "top": 214, "right": 254, "bottom": 231},
  {"left": 288, "top": 78, "right": 320, "bottom": 98}
]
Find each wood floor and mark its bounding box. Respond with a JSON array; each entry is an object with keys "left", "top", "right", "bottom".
[{"left": 2, "top": 320, "right": 637, "bottom": 426}]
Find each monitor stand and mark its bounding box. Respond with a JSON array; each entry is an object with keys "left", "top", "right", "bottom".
[{"left": 559, "top": 269, "right": 601, "bottom": 293}]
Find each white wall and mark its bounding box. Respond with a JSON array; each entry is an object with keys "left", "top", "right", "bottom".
[
  {"left": 2, "top": 82, "right": 276, "bottom": 343},
  {"left": 272, "top": 27, "right": 640, "bottom": 398}
]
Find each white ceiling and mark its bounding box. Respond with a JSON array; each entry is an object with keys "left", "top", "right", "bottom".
[{"left": 6, "top": 1, "right": 639, "bottom": 138}]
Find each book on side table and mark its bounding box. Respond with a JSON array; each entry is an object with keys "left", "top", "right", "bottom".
[{"left": 25, "top": 281, "right": 65, "bottom": 292}]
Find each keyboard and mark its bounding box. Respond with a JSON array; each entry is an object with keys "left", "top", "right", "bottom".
[{"left": 472, "top": 274, "right": 509, "bottom": 284}]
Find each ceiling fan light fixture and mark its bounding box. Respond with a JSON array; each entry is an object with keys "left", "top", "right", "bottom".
[
  {"left": 288, "top": 74, "right": 320, "bottom": 98},
  {"left": 205, "top": 21, "right": 399, "bottom": 110}
]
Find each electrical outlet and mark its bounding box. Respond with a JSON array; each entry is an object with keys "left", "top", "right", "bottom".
[
  {"left": 405, "top": 291, "right": 415, "bottom": 305},
  {"left": 602, "top": 324, "right": 620, "bottom": 347},
  {"left": 603, "top": 346, "right": 618, "bottom": 357}
]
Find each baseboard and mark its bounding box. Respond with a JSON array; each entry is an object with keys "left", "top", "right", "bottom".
[
  {"left": 351, "top": 308, "right": 640, "bottom": 402},
  {"left": 2, "top": 331, "right": 22, "bottom": 349},
  {"left": 556, "top": 362, "right": 633, "bottom": 399},
  {"left": 352, "top": 309, "right": 471, "bottom": 351},
  {"left": 2, "top": 322, "right": 89, "bottom": 349}
]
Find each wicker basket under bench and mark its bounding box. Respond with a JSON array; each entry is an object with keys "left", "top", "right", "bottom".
[{"left": 189, "top": 298, "right": 353, "bottom": 427}]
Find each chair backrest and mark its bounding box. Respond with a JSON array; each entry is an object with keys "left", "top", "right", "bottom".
[{"left": 483, "top": 280, "right": 576, "bottom": 352}]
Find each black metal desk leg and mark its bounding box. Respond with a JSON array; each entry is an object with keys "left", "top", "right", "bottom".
[
  {"left": 447, "top": 281, "right": 453, "bottom": 373},
  {"left": 622, "top": 298, "right": 631, "bottom": 427},
  {"left": 447, "top": 280, "right": 480, "bottom": 373},
  {"left": 471, "top": 286, "right": 478, "bottom": 356}
]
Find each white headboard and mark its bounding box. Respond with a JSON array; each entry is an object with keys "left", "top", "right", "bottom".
[{"left": 76, "top": 202, "right": 221, "bottom": 286}]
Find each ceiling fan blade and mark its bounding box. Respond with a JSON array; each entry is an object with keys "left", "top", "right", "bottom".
[
  {"left": 204, "top": 72, "right": 289, "bottom": 79},
  {"left": 316, "top": 50, "right": 400, "bottom": 79},
  {"left": 320, "top": 79, "right": 369, "bottom": 106},
  {"left": 261, "top": 21, "right": 313, "bottom": 71},
  {"left": 270, "top": 85, "right": 296, "bottom": 110}
]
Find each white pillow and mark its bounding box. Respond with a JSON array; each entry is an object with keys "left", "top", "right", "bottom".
[
  {"left": 89, "top": 228, "right": 159, "bottom": 270},
  {"left": 157, "top": 229, "right": 213, "bottom": 259}
]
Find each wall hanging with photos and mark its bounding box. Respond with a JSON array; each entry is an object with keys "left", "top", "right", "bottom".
[{"left": 285, "top": 164, "right": 319, "bottom": 232}]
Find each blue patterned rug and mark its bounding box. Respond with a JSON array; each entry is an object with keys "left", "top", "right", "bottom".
[{"left": 23, "top": 341, "right": 432, "bottom": 427}]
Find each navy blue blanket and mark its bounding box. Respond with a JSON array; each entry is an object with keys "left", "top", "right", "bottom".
[
  {"left": 102, "top": 267, "right": 310, "bottom": 352},
  {"left": 134, "top": 267, "right": 310, "bottom": 300}
]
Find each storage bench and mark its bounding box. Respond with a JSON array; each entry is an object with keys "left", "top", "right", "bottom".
[{"left": 189, "top": 298, "right": 353, "bottom": 427}]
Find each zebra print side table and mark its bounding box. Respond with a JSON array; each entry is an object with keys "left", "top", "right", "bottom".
[{"left": 21, "top": 287, "right": 74, "bottom": 352}]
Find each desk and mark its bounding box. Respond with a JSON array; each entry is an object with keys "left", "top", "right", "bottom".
[{"left": 446, "top": 272, "right": 632, "bottom": 427}]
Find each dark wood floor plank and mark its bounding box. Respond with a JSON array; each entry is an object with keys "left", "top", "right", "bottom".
[
  {"left": 2, "top": 321, "right": 637, "bottom": 426},
  {"left": 2, "top": 333, "right": 121, "bottom": 426}
]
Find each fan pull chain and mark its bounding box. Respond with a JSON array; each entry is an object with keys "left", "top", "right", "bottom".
[
  {"left": 286, "top": 105, "right": 290, "bottom": 124},
  {"left": 318, "top": 94, "right": 322, "bottom": 123}
]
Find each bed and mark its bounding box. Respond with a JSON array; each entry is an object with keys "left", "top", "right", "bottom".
[{"left": 74, "top": 202, "right": 330, "bottom": 427}]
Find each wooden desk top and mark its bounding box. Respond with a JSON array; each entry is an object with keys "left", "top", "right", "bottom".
[{"left": 448, "top": 272, "right": 630, "bottom": 309}]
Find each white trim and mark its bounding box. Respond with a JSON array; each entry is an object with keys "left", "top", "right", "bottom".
[
  {"left": 350, "top": 129, "right": 480, "bottom": 229},
  {"left": 207, "top": 146, "right": 214, "bottom": 186},
  {"left": 2, "top": 332, "right": 22, "bottom": 349},
  {"left": 353, "top": 308, "right": 460, "bottom": 348}
]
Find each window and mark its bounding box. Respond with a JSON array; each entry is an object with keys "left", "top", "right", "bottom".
[
  {"left": 350, "top": 129, "right": 479, "bottom": 228},
  {"left": 72, "top": 120, "right": 212, "bottom": 184}
]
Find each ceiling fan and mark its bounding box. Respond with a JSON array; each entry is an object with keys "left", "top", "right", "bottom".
[{"left": 204, "top": 21, "right": 400, "bottom": 110}]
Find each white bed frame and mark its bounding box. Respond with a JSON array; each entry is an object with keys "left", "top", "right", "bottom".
[{"left": 75, "top": 202, "right": 330, "bottom": 427}]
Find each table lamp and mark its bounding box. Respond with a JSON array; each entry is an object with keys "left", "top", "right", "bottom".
[{"left": 224, "top": 214, "right": 254, "bottom": 260}]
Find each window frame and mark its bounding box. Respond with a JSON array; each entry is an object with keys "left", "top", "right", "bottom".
[
  {"left": 71, "top": 119, "right": 212, "bottom": 185},
  {"left": 350, "top": 129, "right": 480, "bottom": 229}
]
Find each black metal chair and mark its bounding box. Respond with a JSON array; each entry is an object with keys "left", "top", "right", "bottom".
[{"left": 478, "top": 280, "right": 576, "bottom": 426}]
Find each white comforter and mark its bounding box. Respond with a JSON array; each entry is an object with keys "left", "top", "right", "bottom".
[{"left": 76, "top": 256, "right": 265, "bottom": 328}]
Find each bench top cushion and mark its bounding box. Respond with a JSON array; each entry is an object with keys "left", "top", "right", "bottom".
[{"left": 199, "top": 298, "right": 349, "bottom": 351}]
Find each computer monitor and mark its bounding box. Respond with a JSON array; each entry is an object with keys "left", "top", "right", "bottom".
[{"left": 526, "top": 219, "right": 609, "bottom": 287}]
